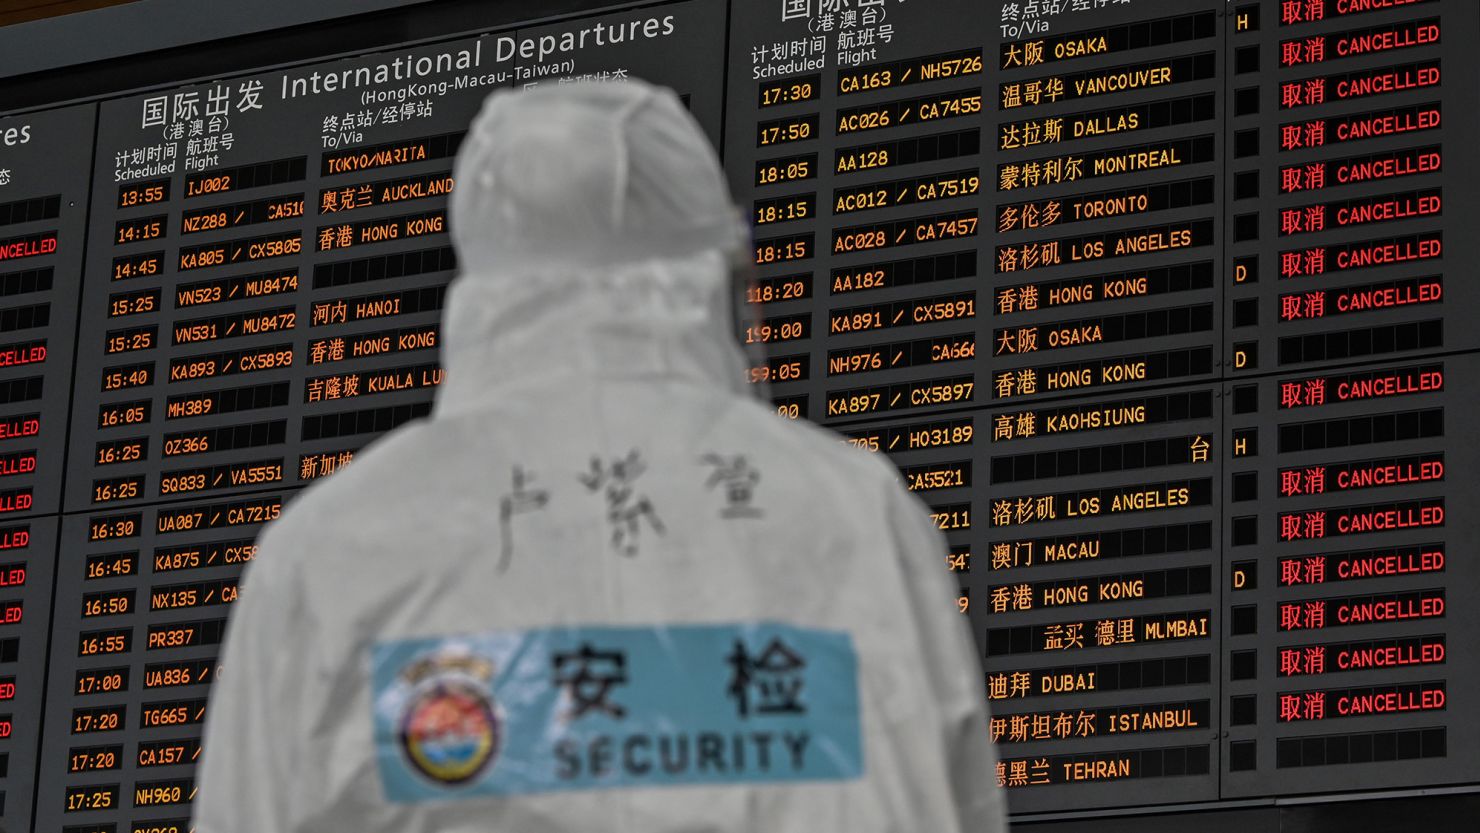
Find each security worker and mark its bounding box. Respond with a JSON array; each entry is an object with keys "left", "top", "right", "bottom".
[{"left": 195, "top": 79, "right": 1005, "bottom": 833}]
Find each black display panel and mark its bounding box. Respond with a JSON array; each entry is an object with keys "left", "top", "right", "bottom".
[
  {"left": 1221, "top": 352, "right": 1479, "bottom": 796},
  {"left": 66, "top": 1, "right": 725, "bottom": 515},
  {"left": 720, "top": 0, "right": 1478, "bottom": 818},
  {"left": 0, "top": 103, "right": 94, "bottom": 832},
  {"left": 0, "top": 105, "right": 91, "bottom": 518},
  {"left": 0, "top": 515, "right": 58, "bottom": 831},
  {"left": 0, "top": 0, "right": 1477, "bottom": 829}
]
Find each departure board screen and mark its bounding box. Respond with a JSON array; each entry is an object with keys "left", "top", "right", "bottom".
[{"left": 1, "top": 0, "right": 1478, "bottom": 829}]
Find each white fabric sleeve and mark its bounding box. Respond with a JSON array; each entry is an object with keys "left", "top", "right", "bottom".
[
  {"left": 192, "top": 529, "right": 303, "bottom": 833},
  {"left": 886, "top": 485, "right": 1007, "bottom": 833}
]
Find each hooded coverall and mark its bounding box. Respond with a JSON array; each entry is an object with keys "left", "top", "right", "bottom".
[{"left": 194, "top": 80, "right": 1005, "bottom": 833}]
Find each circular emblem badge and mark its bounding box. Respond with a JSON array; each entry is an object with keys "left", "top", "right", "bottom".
[{"left": 398, "top": 678, "right": 500, "bottom": 786}]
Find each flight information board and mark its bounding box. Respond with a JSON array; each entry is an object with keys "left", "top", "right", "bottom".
[
  {"left": 0, "top": 0, "right": 1477, "bottom": 829},
  {"left": 720, "top": 0, "right": 1479, "bottom": 818},
  {"left": 0, "top": 102, "right": 95, "bottom": 830}
]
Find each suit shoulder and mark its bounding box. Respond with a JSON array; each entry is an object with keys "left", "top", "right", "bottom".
[
  {"left": 260, "top": 419, "right": 438, "bottom": 546},
  {"left": 724, "top": 395, "right": 906, "bottom": 495}
]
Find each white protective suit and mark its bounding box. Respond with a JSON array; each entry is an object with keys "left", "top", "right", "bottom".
[{"left": 195, "top": 80, "right": 1004, "bottom": 833}]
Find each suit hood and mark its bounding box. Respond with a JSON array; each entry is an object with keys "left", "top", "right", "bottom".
[{"left": 437, "top": 80, "right": 755, "bottom": 415}]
